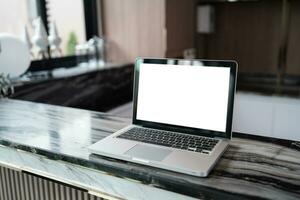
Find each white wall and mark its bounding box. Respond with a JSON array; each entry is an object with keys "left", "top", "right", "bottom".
[
  {"left": 233, "top": 92, "right": 300, "bottom": 141},
  {"left": 109, "top": 92, "right": 300, "bottom": 142},
  {"left": 0, "top": 0, "right": 86, "bottom": 56},
  {"left": 48, "top": 0, "right": 86, "bottom": 54},
  {"left": 0, "top": 0, "right": 29, "bottom": 35}
]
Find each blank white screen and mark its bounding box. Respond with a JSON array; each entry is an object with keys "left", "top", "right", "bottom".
[{"left": 136, "top": 63, "right": 231, "bottom": 132}]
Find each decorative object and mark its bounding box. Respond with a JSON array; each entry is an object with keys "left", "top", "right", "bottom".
[
  {"left": 0, "top": 33, "right": 30, "bottom": 77},
  {"left": 48, "top": 21, "right": 62, "bottom": 57},
  {"left": 88, "top": 36, "right": 105, "bottom": 67},
  {"left": 183, "top": 48, "right": 196, "bottom": 59},
  {"left": 21, "top": 26, "right": 34, "bottom": 58},
  {"left": 66, "top": 32, "right": 78, "bottom": 55},
  {"left": 0, "top": 73, "right": 14, "bottom": 98},
  {"left": 75, "top": 43, "right": 89, "bottom": 67},
  {"left": 32, "top": 17, "right": 49, "bottom": 59}
]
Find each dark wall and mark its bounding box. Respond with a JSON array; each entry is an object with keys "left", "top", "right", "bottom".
[
  {"left": 166, "top": 0, "right": 197, "bottom": 57},
  {"left": 197, "top": 1, "right": 282, "bottom": 75},
  {"left": 286, "top": 0, "right": 300, "bottom": 76}
]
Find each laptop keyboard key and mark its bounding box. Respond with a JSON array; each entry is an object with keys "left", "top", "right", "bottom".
[{"left": 118, "top": 127, "right": 219, "bottom": 154}]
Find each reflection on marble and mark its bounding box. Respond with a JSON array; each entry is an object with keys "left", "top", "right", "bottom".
[
  {"left": 12, "top": 63, "right": 134, "bottom": 112},
  {"left": 0, "top": 99, "right": 129, "bottom": 159},
  {"left": 0, "top": 146, "right": 194, "bottom": 200},
  {"left": 0, "top": 99, "right": 300, "bottom": 200}
]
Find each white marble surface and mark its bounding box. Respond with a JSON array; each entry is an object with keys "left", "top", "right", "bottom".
[
  {"left": 1, "top": 99, "right": 300, "bottom": 200},
  {"left": 0, "top": 145, "right": 195, "bottom": 200}
]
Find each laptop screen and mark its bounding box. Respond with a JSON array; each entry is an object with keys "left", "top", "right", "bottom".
[{"left": 136, "top": 63, "right": 231, "bottom": 132}]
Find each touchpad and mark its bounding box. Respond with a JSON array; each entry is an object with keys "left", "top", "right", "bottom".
[{"left": 125, "top": 144, "right": 172, "bottom": 162}]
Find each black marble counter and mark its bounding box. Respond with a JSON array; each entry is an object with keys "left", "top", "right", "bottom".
[
  {"left": 0, "top": 99, "right": 299, "bottom": 200},
  {"left": 12, "top": 63, "right": 134, "bottom": 112}
]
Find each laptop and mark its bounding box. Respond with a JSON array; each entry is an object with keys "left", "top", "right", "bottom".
[{"left": 89, "top": 58, "right": 237, "bottom": 177}]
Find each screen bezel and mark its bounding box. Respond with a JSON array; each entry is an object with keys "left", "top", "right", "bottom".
[{"left": 132, "top": 58, "right": 237, "bottom": 139}]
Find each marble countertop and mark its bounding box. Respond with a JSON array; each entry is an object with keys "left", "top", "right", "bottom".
[
  {"left": 15, "top": 62, "right": 132, "bottom": 85},
  {"left": 0, "top": 99, "right": 299, "bottom": 200}
]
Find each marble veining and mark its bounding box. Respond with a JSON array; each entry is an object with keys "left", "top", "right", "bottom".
[
  {"left": 0, "top": 99, "right": 129, "bottom": 159},
  {"left": 12, "top": 63, "right": 134, "bottom": 113},
  {"left": 0, "top": 146, "right": 193, "bottom": 200},
  {"left": 0, "top": 99, "right": 300, "bottom": 200}
]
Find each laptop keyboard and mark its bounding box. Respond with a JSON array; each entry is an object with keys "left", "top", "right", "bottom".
[{"left": 117, "top": 127, "right": 219, "bottom": 154}]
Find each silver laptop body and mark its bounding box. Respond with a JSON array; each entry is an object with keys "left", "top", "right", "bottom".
[{"left": 89, "top": 58, "right": 237, "bottom": 177}]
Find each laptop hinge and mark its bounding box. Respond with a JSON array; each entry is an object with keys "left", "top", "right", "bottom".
[{"left": 215, "top": 137, "right": 228, "bottom": 141}]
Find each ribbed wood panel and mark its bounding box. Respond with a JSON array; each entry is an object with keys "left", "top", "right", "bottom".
[{"left": 0, "top": 166, "right": 104, "bottom": 200}]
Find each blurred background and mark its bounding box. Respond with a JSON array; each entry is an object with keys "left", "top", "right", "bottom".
[{"left": 0, "top": 0, "right": 299, "bottom": 141}]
